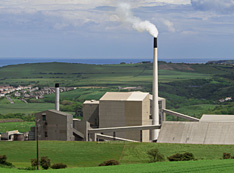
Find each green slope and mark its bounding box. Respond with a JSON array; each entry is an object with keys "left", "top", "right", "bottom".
[{"left": 1, "top": 141, "right": 234, "bottom": 168}]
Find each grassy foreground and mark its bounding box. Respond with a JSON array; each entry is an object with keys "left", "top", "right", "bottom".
[
  {"left": 1, "top": 159, "right": 234, "bottom": 173},
  {"left": 1, "top": 141, "right": 234, "bottom": 168}
]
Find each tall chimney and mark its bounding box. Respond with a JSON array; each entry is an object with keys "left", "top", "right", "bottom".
[
  {"left": 55, "top": 83, "right": 60, "bottom": 111},
  {"left": 152, "top": 37, "right": 159, "bottom": 141}
]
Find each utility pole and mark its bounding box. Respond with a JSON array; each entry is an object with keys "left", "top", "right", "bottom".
[{"left": 36, "top": 119, "right": 40, "bottom": 170}]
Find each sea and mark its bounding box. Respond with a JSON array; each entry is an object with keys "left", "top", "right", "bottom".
[{"left": 0, "top": 58, "right": 219, "bottom": 67}]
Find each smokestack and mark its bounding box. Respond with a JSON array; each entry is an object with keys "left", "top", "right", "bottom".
[
  {"left": 55, "top": 83, "right": 60, "bottom": 111},
  {"left": 152, "top": 37, "right": 159, "bottom": 141}
]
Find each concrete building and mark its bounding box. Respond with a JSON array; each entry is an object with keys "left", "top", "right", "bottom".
[
  {"left": 34, "top": 91, "right": 166, "bottom": 142},
  {"left": 35, "top": 110, "right": 74, "bottom": 141},
  {"left": 83, "top": 92, "right": 166, "bottom": 142},
  {"left": 99, "top": 92, "right": 150, "bottom": 142}
]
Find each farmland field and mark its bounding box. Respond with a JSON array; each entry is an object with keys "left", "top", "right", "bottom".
[
  {"left": 0, "top": 103, "right": 54, "bottom": 115},
  {"left": 0, "top": 122, "right": 34, "bottom": 133}
]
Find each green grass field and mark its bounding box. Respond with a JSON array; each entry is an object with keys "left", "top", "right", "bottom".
[
  {"left": 173, "top": 104, "right": 218, "bottom": 119},
  {"left": 0, "top": 141, "right": 124, "bottom": 168},
  {"left": 0, "top": 103, "right": 54, "bottom": 114},
  {"left": 1, "top": 141, "right": 234, "bottom": 169},
  {"left": 1, "top": 159, "right": 234, "bottom": 172},
  {"left": 0, "top": 122, "right": 34, "bottom": 133}
]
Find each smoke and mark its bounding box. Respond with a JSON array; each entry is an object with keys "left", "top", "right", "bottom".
[
  {"left": 162, "top": 19, "right": 175, "bottom": 32},
  {"left": 191, "top": 0, "right": 234, "bottom": 13},
  {"left": 114, "top": 3, "right": 158, "bottom": 37}
]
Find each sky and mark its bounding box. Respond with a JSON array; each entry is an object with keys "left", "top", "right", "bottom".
[{"left": 0, "top": 0, "right": 234, "bottom": 60}]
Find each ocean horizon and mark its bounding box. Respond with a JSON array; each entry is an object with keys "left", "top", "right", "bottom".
[{"left": 0, "top": 58, "right": 227, "bottom": 67}]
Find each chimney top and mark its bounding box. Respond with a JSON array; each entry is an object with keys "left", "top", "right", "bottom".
[{"left": 154, "top": 37, "right": 157, "bottom": 48}]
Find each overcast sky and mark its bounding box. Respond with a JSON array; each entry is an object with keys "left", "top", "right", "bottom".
[{"left": 0, "top": 0, "right": 234, "bottom": 60}]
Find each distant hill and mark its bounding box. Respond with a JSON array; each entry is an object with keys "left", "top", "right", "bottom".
[{"left": 206, "top": 60, "right": 234, "bottom": 65}]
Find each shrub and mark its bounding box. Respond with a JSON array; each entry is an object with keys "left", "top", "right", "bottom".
[
  {"left": 99, "top": 160, "right": 120, "bottom": 166},
  {"left": 167, "top": 153, "right": 183, "bottom": 161},
  {"left": 40, "top": 156, "right": 50, "bottom": 170},
  {"left": 51, "top": 163, "right": 67, "bottom": 169},
  {"left": 168, "top": 152, "right": 195, "bottom": 161},
  {"left": 0, "top": 155, "right": 14, "bottom": 168},
  {"left": 182, "top": 152, "right": 195, "bottom": 161},
  {"left": 31, "top": 158, "right": 37, "bottom": 167},
  {"left": 147, "top": 148, "right": 165, "bottom": 162},
  {"left": 223, "top": 153, "right": 231, "bottom": 159},
  {"left": 0, "top": 155, "right": 7, "bottom": 164}
]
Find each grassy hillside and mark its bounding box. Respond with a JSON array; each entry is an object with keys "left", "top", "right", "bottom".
[
  {"left": 1, "top": 62, "right": 234, "bottom": 119},
  {"left": 1, "top": 141, "right": 234, "bottom": 168},
  {"left": 0, "top": 62, "right": 211, "bottom": 87}
]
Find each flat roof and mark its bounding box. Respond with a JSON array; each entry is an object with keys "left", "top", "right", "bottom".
[
  {"left": 100, "top": 92, "right": 149, "bottom": 101},
  {"left": 200, "top": 114, "right": 234, "bottom": 122}
]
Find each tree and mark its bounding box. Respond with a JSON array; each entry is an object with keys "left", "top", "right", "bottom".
[
  {"left": 147, "top": 148, "right": 165, "bottom": 162},
  {"left": 40, "top": 156, "right": 51, "bottom": 170}
]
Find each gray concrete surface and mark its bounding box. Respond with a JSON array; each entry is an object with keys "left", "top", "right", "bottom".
[{"left": 158, "top": 121, "right": 234, "bottom": 144}]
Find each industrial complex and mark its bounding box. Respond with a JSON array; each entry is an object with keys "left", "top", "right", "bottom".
[
  {"left": 2, "top": 37, "right": 233, "bottom": 145},
  {"left": 29, "top": 37, "right": 234, "bottom": 145}
]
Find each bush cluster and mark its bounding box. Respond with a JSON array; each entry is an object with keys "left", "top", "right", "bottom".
[
  {"left": 167, "top": 152, "right": 195, "bottom": 161},
  {"left": 99, "top": 160, "right": 120, "bottom": 166},
  {"left": 31, "top": 157, "right": 67, "bottom": 170}
]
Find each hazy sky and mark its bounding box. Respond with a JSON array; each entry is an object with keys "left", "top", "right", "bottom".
[{"left": 0, "top": 0, "right": 234, "bottom": 59}]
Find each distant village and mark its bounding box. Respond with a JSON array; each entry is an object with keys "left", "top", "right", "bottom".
[{"left": 0, "top": 85, "right": 76, "bottom": 104}]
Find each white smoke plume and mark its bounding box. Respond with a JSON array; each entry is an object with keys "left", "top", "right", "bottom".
[{"left": 114, "top": 3, "right": 158, "bottom": 37}]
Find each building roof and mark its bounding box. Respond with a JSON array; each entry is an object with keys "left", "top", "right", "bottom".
[
  {"left": 100, "top": 92, "right": 149, "bottom": 101},
  {"left": 200, "top": 114, "right": 234, "bottom": 122},
  {"left": 36, "top": 110, "right": 73, "bottom": 117}
]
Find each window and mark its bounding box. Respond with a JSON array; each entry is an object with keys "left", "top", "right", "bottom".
[
  {"left": 42, "top": 115, "right": 46, "bottom": 121},
  {"left": 45, "top": 131, "right": 48, "bottom": 137}
]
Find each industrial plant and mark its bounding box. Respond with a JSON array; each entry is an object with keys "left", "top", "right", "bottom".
[{"left": 30, "top": 37, "right": 234, "bottom": 145}]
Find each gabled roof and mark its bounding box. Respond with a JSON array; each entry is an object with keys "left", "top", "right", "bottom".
[{"left": 100, "top": 92, "right": 149, "bottom": 101}]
